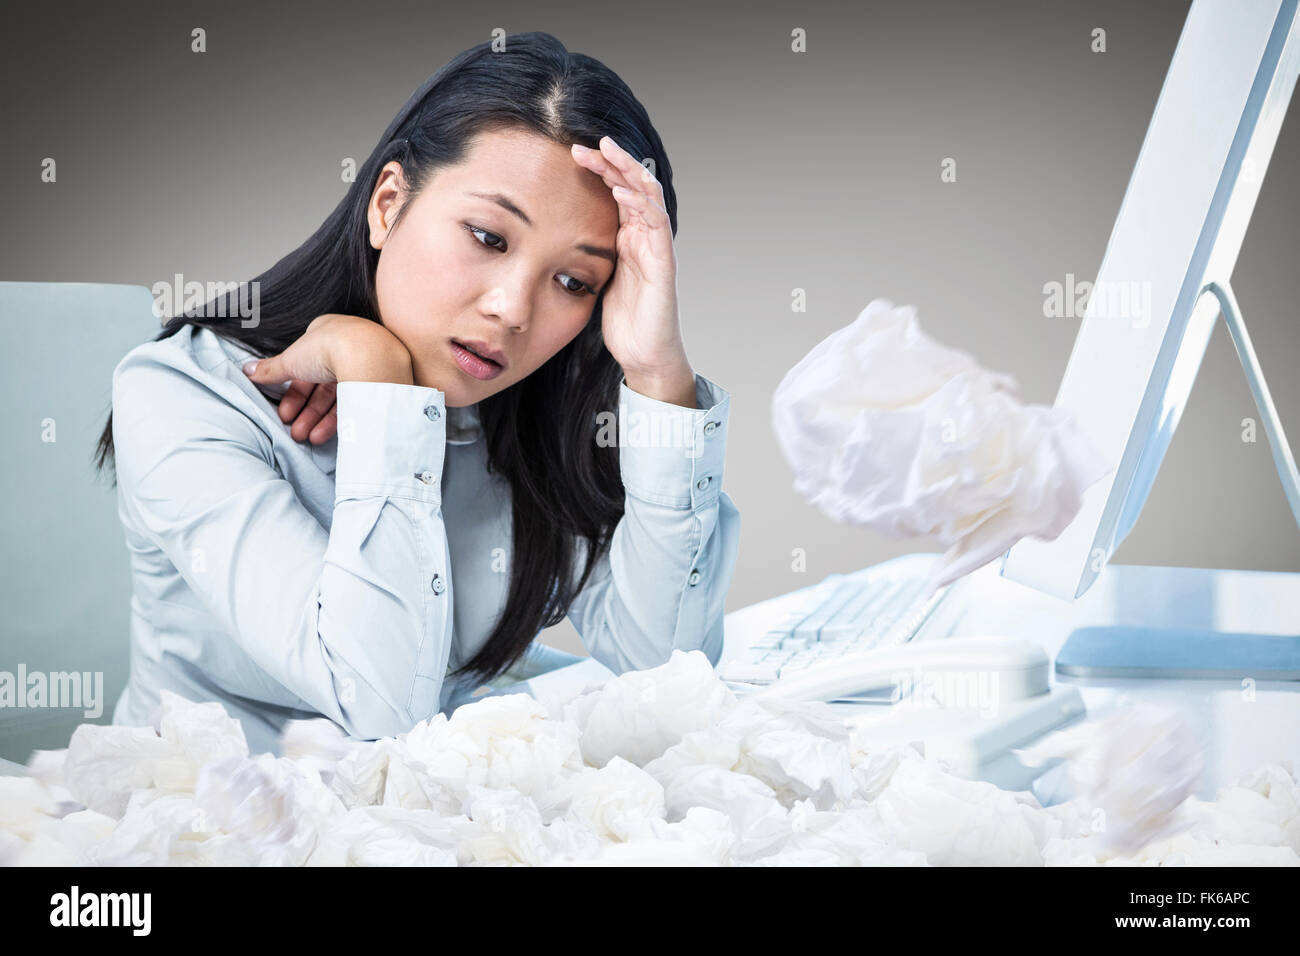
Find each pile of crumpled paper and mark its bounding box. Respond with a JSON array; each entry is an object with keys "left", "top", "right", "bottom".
[{"left": 1, "top": 651, "right": 1296, "bottom": 866}]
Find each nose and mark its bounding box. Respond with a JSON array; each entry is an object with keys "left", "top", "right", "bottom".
[{"left": 482, "top": 284, "right": 531, "bottom": 334}]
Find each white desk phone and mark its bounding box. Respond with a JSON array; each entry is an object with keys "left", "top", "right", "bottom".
[{"left": 751, "top": 635, "right": 1049, "bottom": 705}]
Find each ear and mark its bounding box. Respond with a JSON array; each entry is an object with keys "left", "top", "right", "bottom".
[{"left": 367, "top": 161, "right": 406, "bottom": 250}]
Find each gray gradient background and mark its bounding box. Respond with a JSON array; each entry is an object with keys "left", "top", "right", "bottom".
[{"left": 3, "top": 0, "right": 1297, "bottom": 662}]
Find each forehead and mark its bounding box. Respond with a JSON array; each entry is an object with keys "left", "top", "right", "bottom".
[{"left": 421, "top": 126, "right": 618, "bottom": 236}]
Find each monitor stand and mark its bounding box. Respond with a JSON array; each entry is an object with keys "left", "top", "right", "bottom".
[
  {"left": 1205, "top": 279, "right": 1300, "bottom": 529},
  {"left": 1058, "top": 279, "right": 1300, "bottom": 680}
]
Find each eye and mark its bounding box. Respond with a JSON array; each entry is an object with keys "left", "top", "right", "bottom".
[
  {"left": 465, "top": 223, "right": 506, "bottom": 251},
  {"left": 557, "top": 273, "right": 597, "bottom": 298},
  {"left": 466, "top": 223, "right": 597, "bottom": 298}
]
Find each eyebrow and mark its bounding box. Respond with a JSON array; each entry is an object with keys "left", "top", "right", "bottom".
[{"left": 465, "top": 190, "right": 618, "bottom": 264}]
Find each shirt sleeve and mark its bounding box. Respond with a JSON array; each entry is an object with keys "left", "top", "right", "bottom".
[
  {"left": 111, "top": 356, "right": 455, "bottom": 742},
  {"left": 565, "top": 373, "right": 742, "bottom": 673}
]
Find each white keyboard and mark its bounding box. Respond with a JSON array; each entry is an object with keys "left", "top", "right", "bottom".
[{"left": 718, "top": 568, "right": 953, "bottom": 687}]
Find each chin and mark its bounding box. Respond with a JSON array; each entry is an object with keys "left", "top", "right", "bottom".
[
  {"left": 431, "top": 382, "right": 466, "bottom": 406},
  {"left": 442, "top": 381, "right": 495, "bottom": 407},
  {"left": 419, "top": 366, "right": 512, "bottom": 405}
]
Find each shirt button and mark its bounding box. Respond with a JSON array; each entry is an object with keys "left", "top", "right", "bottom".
[
  {"left": 414, "top": 471, "right": 437, "bottom": 485},
  {"left": 688, "top": 569, "right": 702, "bottom": 587},
  {"left": 695, "top": 476, "right": 711, "bottom": 491},
  {"left": 703, "top": 421, "right": 718, "bottom": 436},
  {"left": 431, "top": 573, "right": 445, "bottom": 595},
  {"left": 424, "top": 405, "right": 442, "bottom": 421}
]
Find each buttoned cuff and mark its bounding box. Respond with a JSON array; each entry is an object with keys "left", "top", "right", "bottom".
[
  {"left": 616, "top": 373, "right": 731, "bottom": 509},
  {"left": 334, "top": 381, "right": 447, "bottom": 504}
]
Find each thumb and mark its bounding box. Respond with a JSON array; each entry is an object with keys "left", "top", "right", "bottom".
[{"left": 242, "top": 355, "right": 286, "bottom": 383}]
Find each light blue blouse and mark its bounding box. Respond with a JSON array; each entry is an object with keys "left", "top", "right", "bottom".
[{"left": 108, "top": 324, "right": 740, "bottom": 756}]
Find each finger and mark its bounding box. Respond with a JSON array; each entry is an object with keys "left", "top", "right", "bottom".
[
  {"left": 598, "top": 135, "right": 666, "bottom": 201},
  {"left": 277, "top": 380, "right": 315, "bottom": 424},
  {"left": 575, "top": 143, "right": 669, "bottom": 238},
  {"left": 593, "top": 137, "right": 668, "bottom": 214},
  {"left": 610, "top": 184, "right": 673, "bottom": 264},
  {"left": 291, "top": 382, "right": 337, "bottom": 442},
  {"left": 610, "top": 184, "right": 668, "bottom": 229},
  {"left": 571, "top": 140, "right": 667, "bottom": 217},
  {"left": 571, "top": 145, "right": 630, "bottom": 229},
  {"left": 309, "top": 404, "right": 338, "bottom": 445}
]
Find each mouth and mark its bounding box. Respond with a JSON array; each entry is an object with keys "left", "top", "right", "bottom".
[{"left": 450, "top": 339, "right": 507, "bottom": 381}]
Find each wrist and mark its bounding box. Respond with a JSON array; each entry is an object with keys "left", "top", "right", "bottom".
[
  {"left": 335, "top": 348, "right": 414, "bottom": 385},
  {"left": 330, "top": 323, "right": 415, "bottom": 385},
  {"left": 623, "top": 362, "right": 697, "bottom": 408}
]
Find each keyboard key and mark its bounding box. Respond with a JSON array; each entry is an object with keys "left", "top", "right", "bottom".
[{"left": 819, "top": 622, "right": 867, "bottom": 642}]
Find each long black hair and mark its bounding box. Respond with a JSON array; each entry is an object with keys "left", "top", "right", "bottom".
[{"left": 92, "top": 31, "right": 678, "bottom": 684}]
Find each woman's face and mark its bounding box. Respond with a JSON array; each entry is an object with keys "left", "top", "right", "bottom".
[{"left": 367, "top": 126, "right": 619, "bottom": 406}]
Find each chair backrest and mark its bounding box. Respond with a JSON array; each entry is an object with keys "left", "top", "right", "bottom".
[{"left": 0, "top": 282, "right": 162, "bottom": 763}]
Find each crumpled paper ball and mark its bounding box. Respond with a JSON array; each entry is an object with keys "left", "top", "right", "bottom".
[
  {"left": 189, "top": 753, "right": 346, "bottom": 866},
  {"left": 324, "top": 693, "right": 586, "bottom": 818},
  {"left": 771, "top": 298, "right": 1111, "bottom": 590},
  {"left": 557, "top": 806, "right": 736, "bottom": 867},
  {"left": 541, "top": 756, "right": 667, "bottom": 842},
  {"left": 0, "top": 776, "right": 116, "bottom": 866},
  {"left": 1015, "top": 702, "right": 1205, "bottom": 857},
  {"left": 60, "top": 690, "right": 249, "bottom": 818},
  {"left": 307, "top": 806, "right": 460, "bottom": 867},
  {"left": 563, "top": 649, "right": 736, "bottom": 768},
  {"left": 870, "top": 756, "right": 1056, "bottom": 866}
]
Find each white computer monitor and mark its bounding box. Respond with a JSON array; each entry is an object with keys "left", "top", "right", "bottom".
[{"left": 1001, "top": 0, "right": 1300, "bottom": 602}]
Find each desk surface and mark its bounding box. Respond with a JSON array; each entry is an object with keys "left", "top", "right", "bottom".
[
  {"left": 0, "top": 756, "right": 27, "bottom": 777},
  {"left": 720, "top": 558, "right": 1300, "bottom": 801}
]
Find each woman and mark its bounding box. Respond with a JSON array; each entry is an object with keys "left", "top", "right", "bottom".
[{"left": 92, "top": 32, "right": 740, "bottom": 757}]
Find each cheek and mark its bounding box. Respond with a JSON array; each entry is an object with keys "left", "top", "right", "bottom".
[
  {"left": 375, "top": 229, "right": 467, "bottom": 336},
  {"left": 525, "top": 311, "right": 592, "bottom": 369}
]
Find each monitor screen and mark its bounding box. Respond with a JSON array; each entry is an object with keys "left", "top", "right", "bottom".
[{"left": 1001, "top": 0, "right": 1300, "bottom": 600}]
